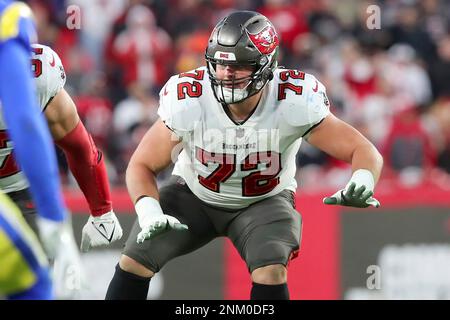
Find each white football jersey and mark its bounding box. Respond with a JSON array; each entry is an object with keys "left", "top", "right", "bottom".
[
  {"left": 0, "top": 44, "right": 65, "bottom": 193},
  {"left": 158, "top": 66, "right": 330, "bottom": 209}
]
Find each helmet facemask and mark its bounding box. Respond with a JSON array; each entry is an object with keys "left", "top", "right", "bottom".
[{"left": 206, "top": 51, "right": 278, "bottom": 104}]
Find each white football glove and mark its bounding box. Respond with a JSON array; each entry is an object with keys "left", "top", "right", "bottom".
[
  {"left": 36, "top": 215, "right": 70, "bottom": 260},
  {"left": 135, "top": 196, "right": 188, "bottom": 244},
  {"left": 323, "top": 169, "right": 380, "bottom": 208},
  {"left": 80, "top": 211, "right": 123, "bottom": 252},
  {"left": 37, "top": 214, "right": 86, "bottom": 299},
  {"left": 52, "top": 219, "right": 86, "bottom": 299}
]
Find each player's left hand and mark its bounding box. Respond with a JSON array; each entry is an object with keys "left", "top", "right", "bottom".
[
  {"left": 80, "top": 211, "right": 123, "bottom": 252},
  {"left": 323, "top": 182, "right": 380, "bottom": 208}
]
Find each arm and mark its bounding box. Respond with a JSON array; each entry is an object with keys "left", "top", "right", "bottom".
[
  {"left": 46, "top": 88, "right": 112, "bottom": 216},
  {"left": 307, "top": 113, "right": 384, "bottom": 207},
  {"left": 126, "top": 119, "right": 188, "bottom": 242},
  {"left": 307, "top": 113, "right": 383, "bottom": 182},
  {"left": 45, "top": 88, "right": 123, "bottom": 251},
  {"left": 126, "top": 119, "right": 178, "bottom": 202},
  {"left": 44, "top": 87, "right": 79, "bottom": 140}
]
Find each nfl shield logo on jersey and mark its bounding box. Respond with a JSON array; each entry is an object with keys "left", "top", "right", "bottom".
[{"left": 236, "top": 127, "right": 245, "bottom": 138}]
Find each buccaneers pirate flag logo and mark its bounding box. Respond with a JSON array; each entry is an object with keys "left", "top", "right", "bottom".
[{"left": 248, "top": 25, "right": 279, "bottom": 54}]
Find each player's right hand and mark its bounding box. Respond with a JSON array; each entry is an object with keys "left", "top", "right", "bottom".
[
  {"left": 135, "top": 196, "right": 188, "bottom": 243},
  {"left": 137, "top": 214, "right": 188, "bottom": 243}
]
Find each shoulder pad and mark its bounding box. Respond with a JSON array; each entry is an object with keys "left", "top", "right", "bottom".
[
  {"left": 277, "top": 70, "right": 330, "bottom": 130},
  {"left": 157, "top": 68, "right": 204, "bottom": 136},
  {"left": 0, "top": 2, "right": 36, "bottom": 46},
  {"left": 31, "top": 44, "right": 66, "bottom": 110}
]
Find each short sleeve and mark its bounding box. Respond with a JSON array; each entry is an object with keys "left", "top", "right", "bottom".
[
  {"left": 157, "top": 73, "right": 202, "bottom": 140},
  {"left": 278, "top": 72, "right": 330, "bottom": 137},
  {"left": 31, "top": 44, "right": 66, "bottom": 110}
]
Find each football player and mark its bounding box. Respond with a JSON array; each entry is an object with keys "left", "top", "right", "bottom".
[
  {"left": 24, "top": 43, "right": 123, "bottom": 252},
  {"left": 0, "top": 0, "right": 78, "bottom": 299},
  {"left": 105, "top": 11, "right": 383, "bottom": 300}
]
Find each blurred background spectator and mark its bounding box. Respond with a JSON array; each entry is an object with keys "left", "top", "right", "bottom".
[{"left": 25, "top": 0, "right": 450, "bottom": 188}]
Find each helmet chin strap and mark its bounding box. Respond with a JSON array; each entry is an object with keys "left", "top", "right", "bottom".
[
  {"left": 217, "top": 78, "right": 254, "bottom": 104},
  {"left": 219, "top": 87, "right": 249, "bottom": 104}
]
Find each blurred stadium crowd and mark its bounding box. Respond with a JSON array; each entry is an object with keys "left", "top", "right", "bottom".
[{"left": 25, "top": 0, "right": 450, "bottom": 189}]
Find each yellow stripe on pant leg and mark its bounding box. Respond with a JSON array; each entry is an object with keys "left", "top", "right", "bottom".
[
  {"left": 0, "top": 229, "right": 37, "bottom": 296},
  {"left": 0, "top": 193, "right": 48, "bottom": 268}
]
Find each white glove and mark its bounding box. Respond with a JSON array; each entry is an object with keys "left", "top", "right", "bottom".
[
  {"left": 37, "top": 215, "right": 86, "bottom": 299},
  {"left": 135, "top": 196, "right": 188, "bottom": 244},
  {"left": 36, "top": 215, "right": 68, "bottom": 260},
  {"left": 323, "top": 169, "right": 380, "bottom": 208},
  {"left": 52, "top": 219, "right": 86, "bottom": 299},
  {"left": 80, "top": 211, "right": 123, "bottom": 252}
]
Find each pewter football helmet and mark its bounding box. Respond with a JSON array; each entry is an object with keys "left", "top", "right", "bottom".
[{"left": 205, "top": 11, "right": 279, "bottom": 104}]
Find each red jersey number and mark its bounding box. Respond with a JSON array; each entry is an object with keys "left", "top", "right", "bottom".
[
  {"left": 177, "top": 69, "right": 205, "bottom": 100},
  {"left": 31, "top": 47, "right": 43, "bottom": 78},
  {"left": 196, "top": 147, "right": 281, "bottom": 196},
  {"left": 0, "top": 131, "right": 20, "bottom": 178},
  {"left": 278, "top": 70, "right": 304, "bottom": 101}
]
